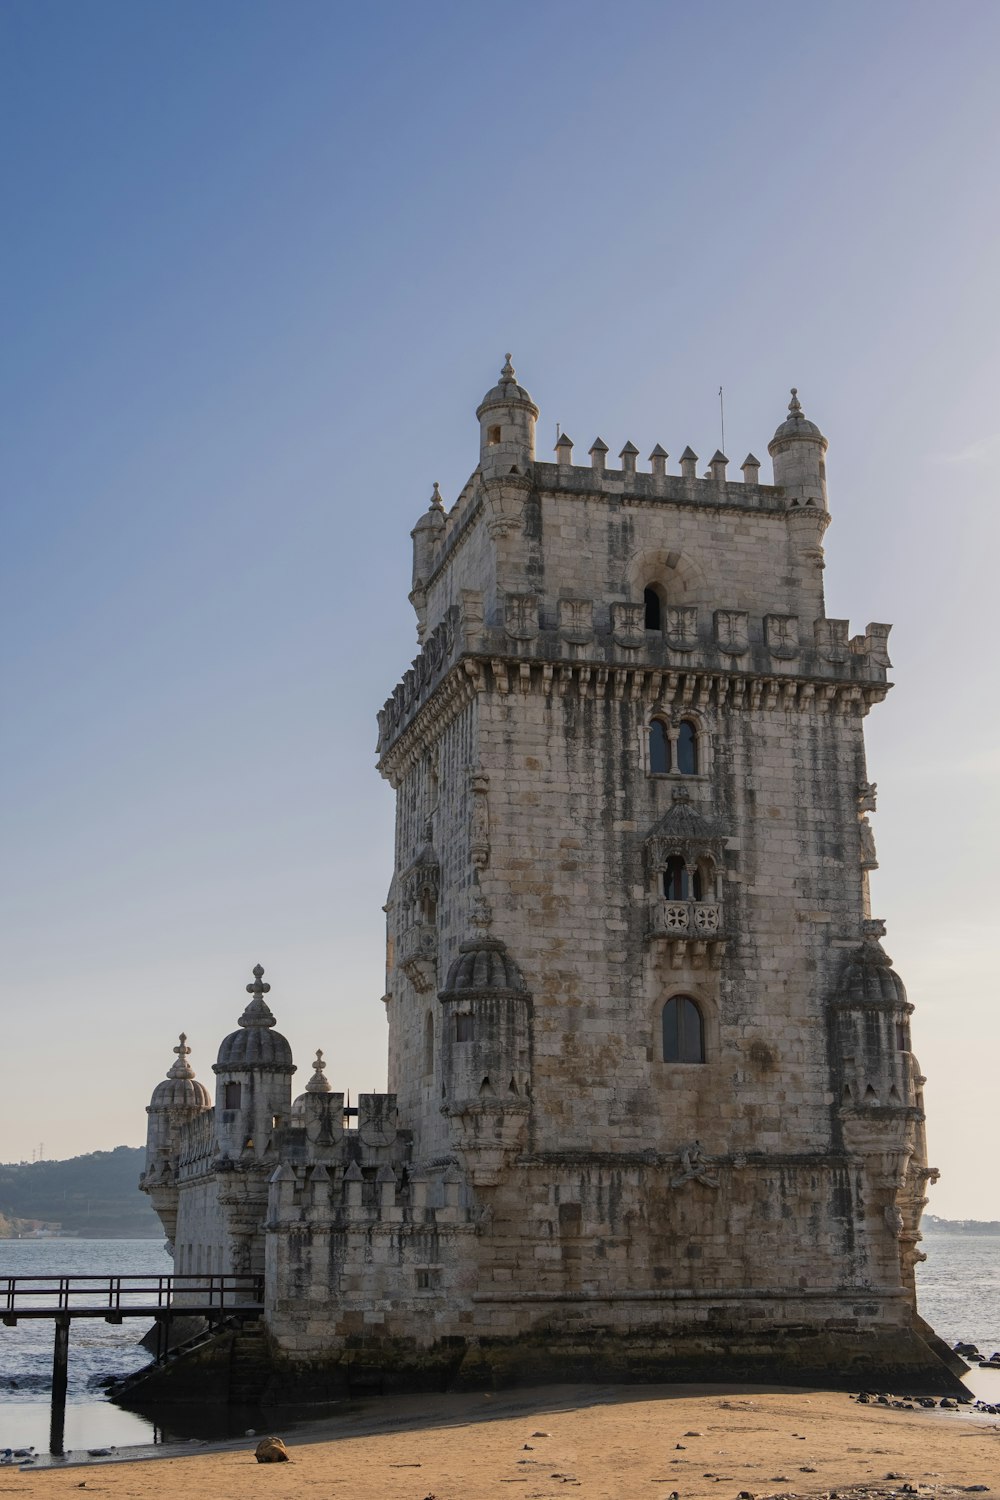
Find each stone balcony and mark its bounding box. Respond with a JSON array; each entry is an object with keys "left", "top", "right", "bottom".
[
  {"left": 648, "top": 900, "right": 725, "bottom": 968},
  {"left": 397, "top": 922, "right": 438, "bottom": 994}
]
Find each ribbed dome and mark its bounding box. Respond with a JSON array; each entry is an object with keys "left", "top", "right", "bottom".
[
  {"left": 413, "top": 482, "right": 446, "bottom": 531},
  {"left": 476, "top": 354, "right": 538, "bottom": 418},
  {"left": 841, "top": 934, "right": 908, "bottom": 1007},
  {"left": 216, "top": 1025, "right": 294, "bottom": 1069},
  {"left": 150, "top": 1074, "right": 212, "bottom": 1110},
  {"left": 769, "top": 387, "right": 827, "bottom": 447},
  {"left": 213, "top": 964, "right": 296, "bottom": 1073},
  {"left": 148, "top": 1035, "right": 211, "bottom": 1112},
  {"left": 441, "top": 937, "right": 527, "bottom": 996}
]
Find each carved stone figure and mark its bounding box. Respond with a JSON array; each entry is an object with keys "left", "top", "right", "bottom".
[{"left": 671, "top": 1142, "right": 720, "bottom": 1189}]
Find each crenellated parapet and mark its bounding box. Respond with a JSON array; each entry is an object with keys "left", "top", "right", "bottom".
[
  {"left": 376, "top": 593, "right": 893, "bottom": 776},
  {"left": 266, "top": 1155, "right": 478, "bottom": 1233}
]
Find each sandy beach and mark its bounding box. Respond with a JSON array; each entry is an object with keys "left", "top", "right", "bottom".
[{"left": 4, "top": 1385, "right": 997, "bottom": 1500}]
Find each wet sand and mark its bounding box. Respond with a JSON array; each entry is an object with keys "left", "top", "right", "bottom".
[{"left": 4, "top": 1384, "right": 998, "bottom": 1500}]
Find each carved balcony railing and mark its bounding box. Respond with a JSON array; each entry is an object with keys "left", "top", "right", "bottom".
[
  {"left": 397, "top": 922, "right": 439, "bottom": 994},
  {"left": 648, "top": 900, "right": 725, "bottom": 967}
]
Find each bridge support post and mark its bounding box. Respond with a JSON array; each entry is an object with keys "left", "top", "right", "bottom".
[{"left": 50, "top": 1316, "right": 70, "bottom": 1456}]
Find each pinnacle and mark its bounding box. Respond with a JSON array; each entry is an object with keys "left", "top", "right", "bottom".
[
  {"left": 648, "top": 443, "right": 668, "bottom": 458},
  {"left": 619, "top": 440, "right": 639, "bottom": 456},
  {"left": 589, "top": 437, "right": 609, "bottom": 453}
]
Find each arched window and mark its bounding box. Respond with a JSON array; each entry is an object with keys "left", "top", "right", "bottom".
[
  {"left": 649, "top": 719, "right": 670, "bottom": 774},
  {"left": 424, "top": 1011, "right": 434, "bottom": 1073},
  {"left": 663, "top": 855, "right": 688, "bottom": 900},
  {"left": 644, "top": 587, "right": 662, "bottom": 631},
  {"left": 224, "top": 1081, "right": 241, "bottom": 1110},
  {"left": 662, "top": 858, "right": 703, "bottom": 901},
  {"left": 662, "top": 996, "right": 705, "bottom": 1064},
  {"left": 677, "top": 720, "right": 698, "bottom": 775}
]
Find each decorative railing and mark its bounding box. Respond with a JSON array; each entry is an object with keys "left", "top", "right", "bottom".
[
  {"left": 397, "top": 921, "right": 439, "bottom": 993},
  {"left": 397, "top": 922, "right": 438, "bottom": 967},
  {"left": 650, "top": 900, "right": 723, "bottom": 939}
]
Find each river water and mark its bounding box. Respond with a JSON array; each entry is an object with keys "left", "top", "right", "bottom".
[{"left": 0, "top": 1233, "right": 998, "bottom": 1456}]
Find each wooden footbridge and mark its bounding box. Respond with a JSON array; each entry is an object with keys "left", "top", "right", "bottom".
[{"left": 1, "top": 1274, "right": 264, "bottom": 1456}]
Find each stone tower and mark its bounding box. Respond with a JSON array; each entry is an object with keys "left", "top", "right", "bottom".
[
  {"left": 140, "top": 357, "right": 960, "bottom": 1396},
  {"left": 370, "top": 356, "right": 952, "bottom": 1385}
]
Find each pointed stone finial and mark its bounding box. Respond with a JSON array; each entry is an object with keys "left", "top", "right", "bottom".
[
  {"left": 619, "top": 440, "right": 639, "bottom": 476},
  {"left": 589, "top": 437, "right": 608, "bottom": 474},
  {"left": 788, "top": 387, "right": 802, "bottom": 416},
  {"left": 679, "top": 445, "right": 698, "bottom": 479},
  {"left": 648, "top": 443, "right": 668, "bottom": 478},
  {"left": 238, "top": 964, "right": 277, "bottom": 1029},
  {"left": 501, "top": 353, "right": 516, "bottom": 382},
  {"left": 167, "top": 1033, "right": 196, "bottom": 1080},
  {"left": 306, "top": 1048, "right": 332, "bottom": 1094},
  {"left": 554, "top": 431, "right": 573, "bottom": 450},
  {"left": 741, "top": 453, "right": 761, "bottom": 482},
  {"left": 709, "top": 450, "right": 729, "bottom": 483},
  {"left": 430, "top": 481, "right": 444, "bottom": 512}
]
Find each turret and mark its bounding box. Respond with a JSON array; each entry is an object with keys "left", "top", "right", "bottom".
[
  {"left": 439, "top": 935, "right": 532, "bottom": 1183},
  {"left": 475, "top": 353, "right": 538, "bottom": 479},
  {"left": 768, "top": 387, "right": 829, "bottom": 509},
  {"left": 409, "top": 483, "right": 446, "bottom": 639},
  {"left": 212, "top": 965, "right": 296, "bottom": 1163},
  {"left": 141, "top": 1033, "right": 211, "bottom": 1249}
]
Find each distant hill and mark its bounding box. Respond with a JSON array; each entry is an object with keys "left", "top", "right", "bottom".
[
  {"left": 0, "top": 1146, "right": 161, "bottom": 1238},
  {"left": 924, "top": 1214, "right": 1000, "bottom": 1235}
]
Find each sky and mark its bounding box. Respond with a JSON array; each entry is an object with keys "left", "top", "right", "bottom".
[{"left": 2, "top": 0, "right": 999, "bottom": 1218}]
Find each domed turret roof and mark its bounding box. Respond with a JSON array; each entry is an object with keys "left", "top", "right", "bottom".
[
  {"left": 441, "top": 937, "right": 528, "bottom": 997},
  {"left": 769, "top": 388, "right": 827, "bottom": 448},
  {"left": 839, "top": 925, "right": 909, "bottom": 1008},
  {"left": 412, "top": 482, "right": 446, "bottom": 532},
  {"left": 149, "top": 1034, "right": 211, "bottom": 1112},
  {"left": 214, "top": 965, "right": 295, "bottom": 1073},
  {"left": 291, "top": 1048, "right": 333, "bottom": 1117},
  {"left": 476, "top": 353, "right": 538, "bottom": 418}
]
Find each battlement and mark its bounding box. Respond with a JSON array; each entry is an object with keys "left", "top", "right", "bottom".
[
  {"left": 376, "top": 594, "right": 892, "bottom": 764},
  {"left": 266, "top": 1158, "right": 477, "bottom": 1232},
  {"left": 534, "top": 453, "right": 784, "bottom": 506}
]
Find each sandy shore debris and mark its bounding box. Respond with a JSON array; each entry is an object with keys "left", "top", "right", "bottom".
[{"left": 4, "top": 1384, "right": 998, "bottom": 1500}]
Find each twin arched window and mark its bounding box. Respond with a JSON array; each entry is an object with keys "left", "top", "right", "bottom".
[
  {"left": 662, "top": 855, "right": 703, "bottom": 901},
  {"left": 649, "top": 718, "right": 698, "bottom": 775},
  {"left": 662, "top": 995, "right": 705, "bottom": 1064}
]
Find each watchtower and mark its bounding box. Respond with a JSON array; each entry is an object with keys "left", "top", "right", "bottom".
[{"left": 371, "top": 356, "right": 952, "bottom": 1385}]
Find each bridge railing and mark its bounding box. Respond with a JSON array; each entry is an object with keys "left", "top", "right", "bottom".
[{"left": 0, "top": 1273, "right": 264, "bottom": 1314}]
